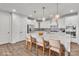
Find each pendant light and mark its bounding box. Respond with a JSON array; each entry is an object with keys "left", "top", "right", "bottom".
[
  {"left": 55, "top": 3, "right": 60, "bottom": 27},
  {"left": 55, "top": 3, "right": 60, "bottom": 19},
  {"left": 42, "top": 7, "right": 46, "bottom": 21},
  {"left": 33, "top": 10, "right": 36, "bottom": 22}
]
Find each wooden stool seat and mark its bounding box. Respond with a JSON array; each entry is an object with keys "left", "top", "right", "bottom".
[
  {"left": 49, "top": 39, "right": 61, "bottom": 56},
  {"left": 36, "top": 42, "right": 43, "bottom": 46},
  {"left": 50, "top": 47, "right": 60, "bottom": 53}
]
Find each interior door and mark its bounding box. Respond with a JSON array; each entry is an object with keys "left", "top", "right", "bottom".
[{"left": 0, "top": 11, "right": 10, "bottom": 44}]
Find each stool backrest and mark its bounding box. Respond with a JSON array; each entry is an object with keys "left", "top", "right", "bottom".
[
  {"left": 42, "top": 37, "right": 49, "bottom": 47},
  {"left": 32, "top": 37, "right": 36, "bottom": 43},
  {"left": 27, "top": 35, "right": 32, "bottom": 41}
]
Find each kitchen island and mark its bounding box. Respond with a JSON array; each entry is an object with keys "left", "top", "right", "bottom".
[{"left": 27, "top": 31, "right": 71, "bottom": 55}]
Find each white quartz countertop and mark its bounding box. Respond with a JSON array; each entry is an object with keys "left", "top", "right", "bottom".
[{"left": 27, "top": 31, "right": 71, "bottom": 52}]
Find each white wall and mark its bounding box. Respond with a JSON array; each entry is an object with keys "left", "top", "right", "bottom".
[
  {"left": 58, "top": 15, "right": 79, "bottom": 28},
  {"left": 0, "top": 11, "right": 28, "bottom": 44},
  {"left": 33, "top": 21, "right": 38, "bottom": 28},
  {"left": 40, "top": 21, "right": 51, "bottom": 28},
  {"left": 58, "top": 18, "right": 66, "bottom": 28},
  {"left": 12, "top": 13, "right": 26, "bottom": 43}
]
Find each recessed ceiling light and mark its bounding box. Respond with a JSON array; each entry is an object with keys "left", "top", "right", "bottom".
[
  {"left": 12, "top": 9, "right": 16, "bottom": 12},
  {"left": 70, "top": 9, "right": 74, "bottom": 12}
]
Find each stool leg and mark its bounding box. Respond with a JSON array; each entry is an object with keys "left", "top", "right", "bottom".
[
  {"left": 30, "top": 42, "right": 32, "bottom": 51},
  {"left": 26, "top": 41, "right": 28, "bottom": 49},
  {"left": 49, "top": 49, "right": 51, "bottom": 56},
  {"left": 36, "top": 44, "right": 38, "bottom": 56},
  {"left": 43, "top": 47, "right": 45, "bottom": 56}
]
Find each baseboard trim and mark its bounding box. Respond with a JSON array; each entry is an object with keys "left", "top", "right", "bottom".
[
  {"left": 0, "top": 41, "right": 10, "bottom": 45},
  {"left": 10, "top": 39, "right": 25, "bottom": 44}
]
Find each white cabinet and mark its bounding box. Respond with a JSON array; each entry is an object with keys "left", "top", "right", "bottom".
[
  {"left": 0, "top": 11, "right": 11, "bottom": 44},
  {"left": 65, "top": 15, "right": 79, "bottom": 43},
  {"left": 40, "top": 21, "right": 51, "bottom": 28},
  {"left": 65, "top": 15, "right": 78, "bottom": 26},
  {"left": 58, "top": 18, "right": 65, "bottom": 28}
]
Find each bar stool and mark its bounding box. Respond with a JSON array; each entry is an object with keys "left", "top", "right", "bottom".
[
  {"left": 49, "top": 39, "right": 61, "bottom": 56},
  {"left": 26, "top": 35, "right": 32, "bottom": 51},
  {"left": 26, "top": 35, "right": 37, "bottom": 52},
  {"left": 36, "top": 37, "right": 49, "bottom": 56}
]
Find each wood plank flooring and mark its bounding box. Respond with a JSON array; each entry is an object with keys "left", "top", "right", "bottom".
[
  {"left": 70, "top": 42, "right": 79, "bottom": 56},
  {"left": 0, "top": 40, "right": 48, "bottom": 56},
  {"left": 0, "top": 40, "right": 79, "bottom": 56},
  {"left": 0, "top": 41, "right": 34, "bottom": 56},
  {"left": 0, "top": 40, "right": 60, "bottom": 56}
]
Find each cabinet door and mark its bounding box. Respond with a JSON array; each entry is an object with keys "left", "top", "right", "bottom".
[{"left": 0, "top": 11, "right": 11, "bottom": 44}]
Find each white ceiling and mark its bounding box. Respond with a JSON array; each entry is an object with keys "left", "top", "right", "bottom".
[{"left": 0, "top": 3, "right": 79, "bottom": 18}]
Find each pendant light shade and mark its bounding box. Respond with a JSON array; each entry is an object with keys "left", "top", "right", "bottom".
[
  {"left": 33, "top": 10, "right": 36, "bottom": 22},
  {"left": 55, "top": 14, "right": 60, "bottom": 19},
  {"left": 42, "top": 7, "right": 46, "bottom": 21},
  {"left": 55, "top": 3, "right": 60, "bottom": 19}
]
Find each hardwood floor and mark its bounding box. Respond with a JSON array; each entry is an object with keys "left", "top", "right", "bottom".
[
  {"left": 0, "top": 40, "right": 49, "bottom": 56},
  {"left": 70, "top": 42, "right": 79, "bottom": 56},
  {"left": 0, "top": 41, "right": 34, "bottom": 56},
  {"left": 0, "top": 40, "right": 64, "bottom": 56},
  {"left": 1, "top": 40, "right": 79, "bottom": 56}
]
